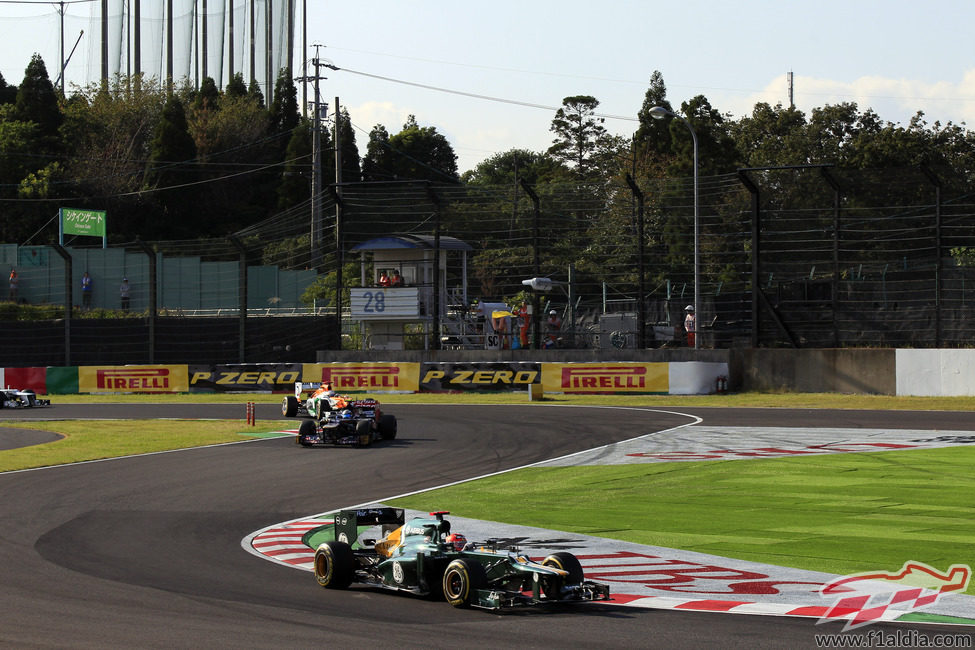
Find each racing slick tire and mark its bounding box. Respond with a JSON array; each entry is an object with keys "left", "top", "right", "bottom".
[
  {"left": 442, "top": 558, "right": 487, "bottom": 608},
  {"left": 282, "top": 395, "right": 299, "bottom": 417},
  {"left": 355, "top": 419, "right": 373, "bottom": 447},
  {"left": 378, "top": 414, "right": 397, "bottom": 440},
  {"left": 297, "top": 419, "right": 317, "bottom": 446},
  {"left": 314, "top": 541, "right": 355, "bottom": 589},
  {"left": 540, "top": 552, "right": 584, "bottom": 599}
]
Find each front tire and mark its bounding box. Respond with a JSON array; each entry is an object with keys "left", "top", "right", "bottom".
[
  {"left": 314, "top": 541, "right": 355, "bottom": 589},
  {"left": 378, "top": 414, "right": 397, "bottom": 440},
  {"left": 540, "top": 552, "right": 584, "bottom": 599},
  {"left": 282, "top": 395, "right": 299, "bottom": 417},
  {"left": 297, "top": 419, "right": 317, "bottom": 446},
  {"left": 442, "top": 559, "right": 487, "bottom": 608},
  {"left": 355, "top": 419, "right": 373, "bottom": 447}
]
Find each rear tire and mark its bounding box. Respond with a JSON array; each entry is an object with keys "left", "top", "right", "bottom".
[
  {"left": 297, "top": 419, "right": 317, "bottom": 446},
  {"left": 442, "top": 559, "right": 487, "bottom": 608},
  {"left": 282, "top": 395, "right": 299, "bottom": 417},
  {"left": 379, "top": 414, "right": 397, "bottom": 440},
  {"left": 314, "top": 541, "right": 355, "bottom": 589}
]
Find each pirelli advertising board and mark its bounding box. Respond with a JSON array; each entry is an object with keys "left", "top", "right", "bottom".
[
  {"left": 420, "top": 362, "right": 540, "bottom": 392},
  {"left": 303, "top": 363, "right": 420, "bottom": 393},
  {"left": 189, "top": 364, "right": 302, "bottom": 392},
  {"left": 541, "top": 362, "right": 668, "bottom": 394},
  {"left": 79, "top": 365, "right": 189, "bottom": 393}
]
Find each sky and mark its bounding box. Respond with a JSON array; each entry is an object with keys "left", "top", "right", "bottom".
[{"left": 2, "top": 0, "right": 975, "bottom": 174}]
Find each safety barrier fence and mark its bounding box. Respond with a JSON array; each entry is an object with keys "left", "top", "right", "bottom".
[{"left": 0, "top": 361, "right": 727, "bottom": 396}]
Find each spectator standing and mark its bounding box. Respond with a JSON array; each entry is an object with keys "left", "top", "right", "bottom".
[
  {"left": 545, "top": 309, "right": 562, "bottom": 349},
  {"left": 515, "top": 301, "right": 530, "bottom": 348},
  {"left": 119, "top": 277, "right": 130, "bottom": 311},
  {"left": 684, "top": 305, "right": 696, "bottom": 347},
  {"left": 390, "top": 269, "right": 403, "bottom": 286},
  {"left": 378, "top": 271, "right": 391, "bottom": 287},
  {"left": 8, "top": 269, "right": 18, "bottom": 302},
  {"left": 82, "top": 271, "right": 93, "bottom": 310}
]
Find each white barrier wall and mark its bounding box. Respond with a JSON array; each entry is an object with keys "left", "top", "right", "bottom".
[
  {"left": 896, "top": 349, "right": 975, "bottom": 396},
  {"left": 669, "top": 361, "right": 729, "bottom": 395}
]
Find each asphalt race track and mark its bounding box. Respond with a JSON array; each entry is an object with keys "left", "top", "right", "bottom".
[{"left": 1, "top": 403, "right": 972, "bottom": 648}]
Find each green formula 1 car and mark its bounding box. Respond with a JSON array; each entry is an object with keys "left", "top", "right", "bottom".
[{"left": 303, "top": 508, "right": 611, "bottom": 610}]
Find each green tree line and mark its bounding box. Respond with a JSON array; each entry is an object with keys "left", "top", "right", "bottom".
[{"left": 2, "top": 54, "right": 974, "bottom": 252}]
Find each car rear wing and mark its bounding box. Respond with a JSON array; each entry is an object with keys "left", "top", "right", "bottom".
[
  {"left": 333, "top": 507, "right": 405, "bottom": 545},
  {"left": 295, "top": 381, "right": 321, "bottom": 398}
]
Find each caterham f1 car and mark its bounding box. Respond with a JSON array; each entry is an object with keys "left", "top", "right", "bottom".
[
  {"left": 305, "top": 508, "right": 611, "bottom": 610},
  {"left": 0, "top": 388, "right": 51, "bottom": 408},
  {"left": 282, "top": 382, "right": 396, "bottom": 447}
]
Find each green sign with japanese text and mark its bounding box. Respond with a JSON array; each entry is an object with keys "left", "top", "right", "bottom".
[{"left": 61, "top": 208, "right": 107, "bottom": 237}]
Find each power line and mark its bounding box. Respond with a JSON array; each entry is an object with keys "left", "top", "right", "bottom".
[{"left": 326, "top": 64, "right": 638, "bottom": 123}]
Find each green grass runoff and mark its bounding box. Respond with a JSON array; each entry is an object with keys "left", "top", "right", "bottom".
[
  {"left": 3, "top": 392, "right": 975, "bottom": 596},
  {"left": 0, "top": 420, "right": 282, "bottom": 472},
  {"left": 391, "top": 446, "right": 975, "bottom": 595}
]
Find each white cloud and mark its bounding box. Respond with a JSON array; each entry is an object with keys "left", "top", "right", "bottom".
[
  {"left": 346, "top": 100, "right": 412, "bottom": 136},
  {"left": 729, "top": 71, "right": 975, "bottom": 127}
]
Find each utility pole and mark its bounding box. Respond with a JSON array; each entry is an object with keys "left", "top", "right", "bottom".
[
  {"left": 334, "top": 96, "right": 344, "bottom": 340},
  {"left": 201, "top": 0, "right": 208, "bottom": 81},
  {"left": 101, "top": 0, "right": 108, "bottom": 88},
  {"left": 300, "top": 45, "right": 326, "bottom": 270},
  {"left": 249, "top": 0, "right": 256, "bottom": 90},
  {"left": 134, "top": 0, "right": 141, "bottom": 91},
  {"left": 58, "top": 1, "right": 65, "bottom": 92},
  {"left": 166, "top": 0, "right": 173, "bottom": 93},
  {"left": 227, "top": 0, "right": 234, "bottom": 80}
]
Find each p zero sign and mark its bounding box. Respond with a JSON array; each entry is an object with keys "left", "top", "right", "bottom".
[
  {"left": 79, "top": 365, "right": 189, "bottom": 393},
  {"left": 303, "top": 363, "right": 420, "bottom": 393},
  {"left": 189, "top": 364, "right": 301, "bottom": 392},
  {"left": 420, "top": 362, "right": 540, "bottom": 392},
  {"left": 542, "top": 363, "right": 668, "bottom": 394}
]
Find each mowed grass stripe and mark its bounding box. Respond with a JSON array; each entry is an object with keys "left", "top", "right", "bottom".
[
  {"left": 0, "top": 420, "right": 278, "bottom": 471},
  {"left": 391, "top": 445, "right": 975, "bottom": 594}
]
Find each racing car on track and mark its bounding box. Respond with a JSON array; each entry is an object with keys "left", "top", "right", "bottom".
[
  {"left": 0, "top": 388, "right": 51, "bottom": 408},
  {"left": 282, "top": 382, "right": 396, "bottom": 447},
  {"left": 306, "top": 508, "right": 611, "bottom": 610}
]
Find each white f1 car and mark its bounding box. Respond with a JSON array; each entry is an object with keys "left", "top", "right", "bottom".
[{"left": 0, "top": 388, "right": 51, "bottom": 408}]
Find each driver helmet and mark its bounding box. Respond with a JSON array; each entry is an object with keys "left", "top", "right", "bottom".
[
  {"left": 685, "top": 305, "right": 694, "bottom": 312},
  {"left": 446, "top": 533, "right": 467, "bottom": 551},
  {"left": 323, "top": 382, "right": 337, "bottom": 397},
  {"left": 549, "top": 310, "right": 557, "bottom": 315}
]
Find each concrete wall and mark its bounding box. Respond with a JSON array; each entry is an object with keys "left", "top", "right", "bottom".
[
  {"left": 896, "top": 349, "right": 975, "bottom": 396},
  {"left": 316, "top": 348, "right": 896, "bottom": 394},
  {"left": 731, "top": 349, "right": 896, "bottom": 395},
  {"left": 317, "top": 348, "right": 730, "bottom": 364}
]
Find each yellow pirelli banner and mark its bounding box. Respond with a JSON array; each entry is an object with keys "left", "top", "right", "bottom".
[
  {"left": 303, "top": 362, "right": 420, "bottom": 393},
  {"left": 79, "top": 365, "right": 189, "bottom": 393},
  {"left": 541, "top": 362, "right": 669, "bottom": 394}
]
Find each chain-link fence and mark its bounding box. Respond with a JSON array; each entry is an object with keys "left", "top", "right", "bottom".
[{"left": 4, "top": 165, "right": 975, "bottom": 362}]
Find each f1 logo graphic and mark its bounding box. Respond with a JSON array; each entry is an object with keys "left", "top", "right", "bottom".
[{"left": 818, "top": 561, "right": 971, "bottom": 630}]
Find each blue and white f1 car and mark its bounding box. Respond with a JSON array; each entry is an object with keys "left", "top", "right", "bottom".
[
  {"left": 0, "top": 388, "right": 51, "bottom": 409},
  {"left": 282, "top": 382, "right": 397, "bottom": 447}
]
